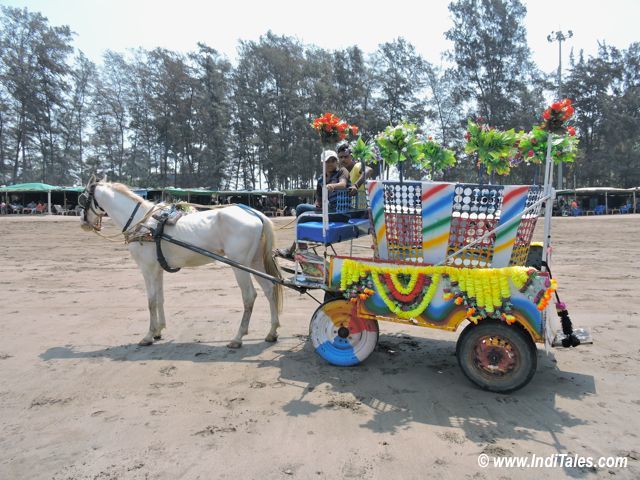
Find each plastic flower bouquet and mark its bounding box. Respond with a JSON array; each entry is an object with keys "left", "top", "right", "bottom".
[
  {"left": 464, "top": 120, "right": 516, "bottom": 176},
  {"left": 515, "top": 124, "right": 578, "bottom": 165},
  {"left": 374, "top": 122, "right": 424, "bottom": 166},
  {"left": 420, "top": 136, "right": 456, "bottom": 174},
  {"left": 541, "top": 98, "right": 575, "bottom": 134},
  {"left": 349, "top": 137, "right": 376, "bottom": 164},
  {"left": 311, "top": 112, "right": 358, "bottom": 145}
]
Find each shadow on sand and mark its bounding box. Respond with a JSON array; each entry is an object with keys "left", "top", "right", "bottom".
[{"left": 41, "top": 332, "right": 595, "bottom": 453}]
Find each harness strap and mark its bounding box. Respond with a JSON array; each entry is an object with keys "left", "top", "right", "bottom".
[
  {"left": 122, "top": 202, "right": 142, "bottom": 233},
  {"left": 152, "top": 217, "right": 181, "bottom": 273},
  {"left": 237, "top": 203, "right": 264, "bottom": 224}
]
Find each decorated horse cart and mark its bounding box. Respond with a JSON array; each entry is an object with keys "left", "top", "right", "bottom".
[
  {"left": 78, "top": 103, "right": 589, "bottom": 394},
  {"left": 278, "top": 106, "right": 589, "bottom": 393}
]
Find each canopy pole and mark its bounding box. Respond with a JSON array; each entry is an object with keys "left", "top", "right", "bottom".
[
  {"left": 47, "top": 191, "right": 52, "bottom": 214},
  {"left": 322, "top": 149, "right": 328, "bottom": 239},
  {"left": 541, "top": 134, "right": 555, "bottom": 268}
]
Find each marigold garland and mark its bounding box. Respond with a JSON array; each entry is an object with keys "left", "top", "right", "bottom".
[
  {"left": 388, "top": 270, "right": 421, "bottom": 295},
  {"left": 372, "top": 272, "right": 440, "bottom": 319},
  {"left": 339, "top": 259, "right": 556, "bottom": 323}
]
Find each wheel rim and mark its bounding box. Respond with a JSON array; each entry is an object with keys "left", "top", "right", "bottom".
[
  {"left": 472, "top": 334, "right": 519, "bottom": 377},
  {"left": 310, "top": 300, "right": 378, "bottom": 366}
]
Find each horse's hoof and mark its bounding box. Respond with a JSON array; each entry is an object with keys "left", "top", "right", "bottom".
[
  {"left": 227, "top": 340, "right": 242, "bottom": 349},
  {"left": 265, "top": 333, "right": 278, "bottom": 343},
  {"left": 153, "top": 334, "right": 162, "bottom": 340},
  {"left": 138, "top": 338, "right": 153, "bottom": 346}
]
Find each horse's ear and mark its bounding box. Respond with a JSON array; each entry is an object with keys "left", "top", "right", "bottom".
[
  {"left": 100, "top": 174, "right": 107, "bottom": 183},
  {"left": 86, "top": 174, "right": 96, "bottom": 188}
]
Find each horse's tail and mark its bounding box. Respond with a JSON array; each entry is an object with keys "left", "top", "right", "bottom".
[{"left": 257, "top": 214, "right": 283, "bottom": 314}]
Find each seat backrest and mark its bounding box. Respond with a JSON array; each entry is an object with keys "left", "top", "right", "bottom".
[{"left": 333, "top": 189, "right": 368, "bottom": 213}]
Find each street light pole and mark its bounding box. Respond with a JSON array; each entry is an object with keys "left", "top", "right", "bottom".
[{"left": 547, "top": 30, "right": 573, "bottom": 190}]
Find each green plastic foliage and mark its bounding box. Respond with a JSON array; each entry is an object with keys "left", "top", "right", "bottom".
[
  {"left": 349, "top": 136, "right": 376, "bottom": 163},
  {"left": 516, "top": 125, "right": 578, "bottom": 165},
  {"left": 374, "top": 122, "right": 424, "bottom": 167},
  {"left": 464, "top": 120, "right": 516, "bottom": 176},
  {"left": 421, "top": 139, "right": 457, "bottom": 173}
]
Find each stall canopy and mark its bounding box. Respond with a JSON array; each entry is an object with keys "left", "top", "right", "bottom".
[
  {"left": 0, "top": 182, "right": 63, "bottom": 214},
  {"left": 0, "top": 182, "right": 61, "bottom": 192},
  {"left": 556, "top": 187, "right": 638, "bottom": 214}
]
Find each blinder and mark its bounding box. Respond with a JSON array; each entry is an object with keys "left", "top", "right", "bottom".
[{"left": 80, "top": 182, "right": 105, "bottom": 230}]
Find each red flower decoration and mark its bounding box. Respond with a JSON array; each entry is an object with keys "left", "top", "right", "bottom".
[
  {"left": 311, "top": 112, "right": 358, "bottom": 144},
  {"left": 541, "top": 98, "right": 575, "bottom": 134}
]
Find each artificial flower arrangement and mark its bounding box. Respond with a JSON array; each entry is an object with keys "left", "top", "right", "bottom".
[
  {"left": 541, "top": 98, "right": 575, "bottom": 134},
  {"left": 349, "top": 136, "right": 377, "bottom": 164},
  {"left": 311, "top": 112, "right": 358, "bottom": 145},
  {"left": 464, "top": 119, "right": 516, "bottom": 176},
  {"left": 374, "top": 122, "right": 424, "bottom": 167},
  {"left": 373, "top": 122, "right": 457, "bottom": 180},
  {"left": 515, "top": 124, "right": 578, "bottom": 166},
  {"left": 339, "top": 259, "right": 557, "bottom": 322},
  {"left": 420, "top": 135, "right": 457, "bottom": 175}
]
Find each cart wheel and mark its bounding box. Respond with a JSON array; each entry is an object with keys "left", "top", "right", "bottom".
[
  {"left": 323, "top": 290, "right": 343, "bottom": 303},
  {"left": 309, "top": 299, "right": 379, "bottom": 367},
  {"left": 456, "top": 320, "right": 537, "bottom": 393}
]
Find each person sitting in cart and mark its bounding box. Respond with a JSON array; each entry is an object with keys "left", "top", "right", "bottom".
[
  {"left": 274, "top": 150, "right": 349, "bottom": 259},
  {"left": 337, "top": 143, "right": 373, "bottom": 194},
  {"left": 294, "top": 149, "right": 349, "bottom": 216}
]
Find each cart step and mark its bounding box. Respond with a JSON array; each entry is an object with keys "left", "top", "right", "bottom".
[
  {"left": 284, "top": 275, "right": 325, "bottom": 290},
  {"left": 552, "top": 328, "right": 593, "bottom": 347}
]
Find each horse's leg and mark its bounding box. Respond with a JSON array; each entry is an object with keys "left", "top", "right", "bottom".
[
  {"left": 153, "top": 271, "right": 166, "bottom": 340},
  {"left": 227, "top": 268, "right": 257, "bottom": 349},
  {"left": 253, "top": 275, "right": 280, "bottom": 343},
  {"left": 139, "top": 264, "right": 163, "bottom": 346}
]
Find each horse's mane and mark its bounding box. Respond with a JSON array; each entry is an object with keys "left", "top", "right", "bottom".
[{"left": 107, "top": 182, "right": 149, "bottom": 204}]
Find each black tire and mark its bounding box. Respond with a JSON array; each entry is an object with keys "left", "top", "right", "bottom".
[{"left": 456, "top": 320, "right": 537, "bottom": 393}]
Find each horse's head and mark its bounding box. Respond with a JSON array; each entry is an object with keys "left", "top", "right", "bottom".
[{"left": 79, "top": 174, "right": 107, "bottom": 232}]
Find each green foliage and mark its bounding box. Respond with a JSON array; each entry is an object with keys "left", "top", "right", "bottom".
[
  {"left": 0, "top": 5, "right": 637, "bottom": 189},
  {"left": 445, "top": 0, "right": 540, "bottom": 129},
  {"left": 371, "top": 38, "right": 427, "bottom": 126},
  {"left": 374, "top": 122, "right": 424, "bottom": 167},
  {"left": 464, "top": 120, "right": 516, "bottom": 175},
  {"left": 421, "top": 139, "right": 457, "bottom": 173},
  {"left": 516, "top": 125, "right": 578, "bottom": 165},
  {"left": 349, "top": 136, "right": 376, "bottom": 164}
]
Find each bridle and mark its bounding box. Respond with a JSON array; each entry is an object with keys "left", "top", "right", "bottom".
[
  {"left": 79, "top": 181, "right": 107, "bottom": 231},
  {"left": 79, "top": 178, "right": 147, "bottom": 237}
]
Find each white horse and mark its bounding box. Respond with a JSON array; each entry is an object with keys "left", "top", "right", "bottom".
[{"left": 79, "top": 176, "right": 283, "bottom": 348}]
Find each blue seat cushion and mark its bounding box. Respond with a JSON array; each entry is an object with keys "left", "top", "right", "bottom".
[{"left": 297, "top": 218, "right": 371, "bottom": 244}]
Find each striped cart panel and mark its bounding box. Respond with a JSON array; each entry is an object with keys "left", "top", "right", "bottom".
[
  {"left": 367, "top": 181, "right": 388, "bottom": 259},
  {"left": 509, "top": 186, "right": 544, "bottom": 266},
  {"left": 382, "top": 181, "right": 423, "bottom": 261},
  {"left": 447, "top": 184, "right": 505, "bottom": 268},
  {"left": 491, "top": 185, "right": 530, "bottom": 267},
  {"left": 365, "top": 181, "right": 543, "bottom": 267},
  {"left": 421, "top": 182, "right": 456, "bottom": 265}
]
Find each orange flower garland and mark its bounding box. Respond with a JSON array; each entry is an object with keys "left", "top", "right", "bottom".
[{"left": 339, "top": 260, "right": 557, "bottom": 324}]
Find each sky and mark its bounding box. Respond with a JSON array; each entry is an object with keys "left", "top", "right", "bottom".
[{"left": 2, "top": 0, "right": 639, "bottom": 74}]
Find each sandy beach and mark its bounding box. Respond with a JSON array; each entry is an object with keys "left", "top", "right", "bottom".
[{"left": 0, "top": 213, "right": 638, "bottom": 479}]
